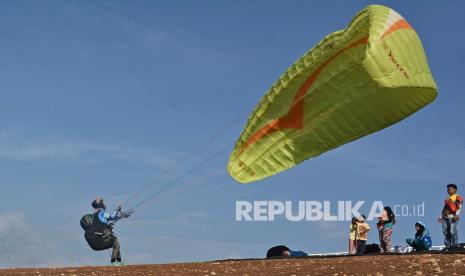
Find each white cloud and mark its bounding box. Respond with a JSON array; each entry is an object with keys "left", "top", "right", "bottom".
[
  {"left": 0, "top": 133, "right": 177, "bottom": 169},
  {"left": 0, "top": 210, "right": 119, "bottom": 268},
  {"left": 0, "top": 210, "right": 70, "bottom": 268}
]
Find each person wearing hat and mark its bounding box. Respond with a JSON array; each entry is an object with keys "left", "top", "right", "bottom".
[
  {"left": 356, "top": 215, "right": 370, "bottom": 254},
  {"left": 406, "top": 221, "right": 432, "bottom": 251}
]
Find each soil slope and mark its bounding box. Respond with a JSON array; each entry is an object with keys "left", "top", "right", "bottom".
[{"left": 1, "top": 253, "right": 464, "bottom": 276}]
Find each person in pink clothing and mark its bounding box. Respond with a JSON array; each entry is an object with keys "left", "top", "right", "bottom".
[{"left": 377, "top": 206, "right": 396, "bottom": 253}]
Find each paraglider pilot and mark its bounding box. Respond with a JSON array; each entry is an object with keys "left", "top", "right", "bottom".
[{"left": 81, "top": 197, "right": 133, "bottom": 266}]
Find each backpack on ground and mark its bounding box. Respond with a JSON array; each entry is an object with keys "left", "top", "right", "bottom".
[
  {"left": 364, "top": 243, "right": 381, "bottom": 254},
  {"left": 266, "top": 245, "right": 290, "bottom": 258},
  {"left": 448, "top": 243, "right": 465, "bottom": 252}
]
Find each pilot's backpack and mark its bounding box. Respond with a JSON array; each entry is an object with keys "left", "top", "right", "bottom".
[
  {"left": 80, "top": 212, "right": 116, "bottom": 251},
  {"left": 80, "top": 214, "right": 93, "bottom": 231}
]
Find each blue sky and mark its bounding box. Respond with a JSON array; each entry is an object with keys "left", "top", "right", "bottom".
[{"left": 0, "top": 0, "right": 464, "bottom": 268}]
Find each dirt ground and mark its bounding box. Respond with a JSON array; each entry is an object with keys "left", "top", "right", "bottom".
[{"left": 1, "top": 253, "right": 465, "bottom": 276}]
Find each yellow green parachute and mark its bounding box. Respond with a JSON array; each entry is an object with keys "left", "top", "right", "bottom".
[{"left": 228, "top": 5, "right": 437, "bottom": 183}]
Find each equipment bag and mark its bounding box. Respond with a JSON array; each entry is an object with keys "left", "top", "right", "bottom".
[
  {"left": 364, "top": 243, "right": 381, "bottom": 254},
  {"left": 80, "top": 214, "right": 94, "bottom": 231},
  {"left": 82, "top": 212, "right": 116, "bottom": 251},
  {"left": 448, "top": 243, "right": 465, "bottom": 252},
  {"left": 266, "top": 245, "right": 290, "bottom": 258},
  {"left": 84, "top": 227, "right": 116, "bottom": 251}
]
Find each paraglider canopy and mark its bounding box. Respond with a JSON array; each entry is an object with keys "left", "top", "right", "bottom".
[{"left": 227, "top": 5, "right": 437, "bottom": 183}]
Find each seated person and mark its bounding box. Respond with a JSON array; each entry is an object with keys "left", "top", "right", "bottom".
[{"left": 406, "top": 221, "right": 432, "bottom": 251}]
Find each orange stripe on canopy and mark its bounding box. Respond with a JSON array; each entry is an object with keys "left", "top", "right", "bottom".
[
  {"left": 239, "top": 36, "right": 369, "bottom": 155},
  {"left": 381, "top": 19, "right": 413, "bottom": 39}
]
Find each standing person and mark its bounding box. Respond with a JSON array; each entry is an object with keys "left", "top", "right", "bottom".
[
  {"left": 349, "top": 217, "right": 358, "bottom": 254},
  {"left": 356, "top": 215, "right": 371, "bottom": 254},
  {"left": 406, "top": 221, "right": 432, "bottom": 252},
  {"left": 438, "top": 184, "right": 463, "bottom": 250},
  {"left": 377, "top": 206, "right": 396, "bottom": 253}
]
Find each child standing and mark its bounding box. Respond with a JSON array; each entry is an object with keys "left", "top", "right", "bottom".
[
  {"left": 356, "top": 215, "right": 371, "bottom": 254},
  {"left": 438, "top": 184, "right": 462, "bottom": 250},
  {"left": 349, "top": 217, "right": 358, "bottom": 254}
]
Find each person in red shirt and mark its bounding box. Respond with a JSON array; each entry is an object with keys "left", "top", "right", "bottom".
[{"left": 438, "top": 184, "right": 463, "bottom": 250}]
